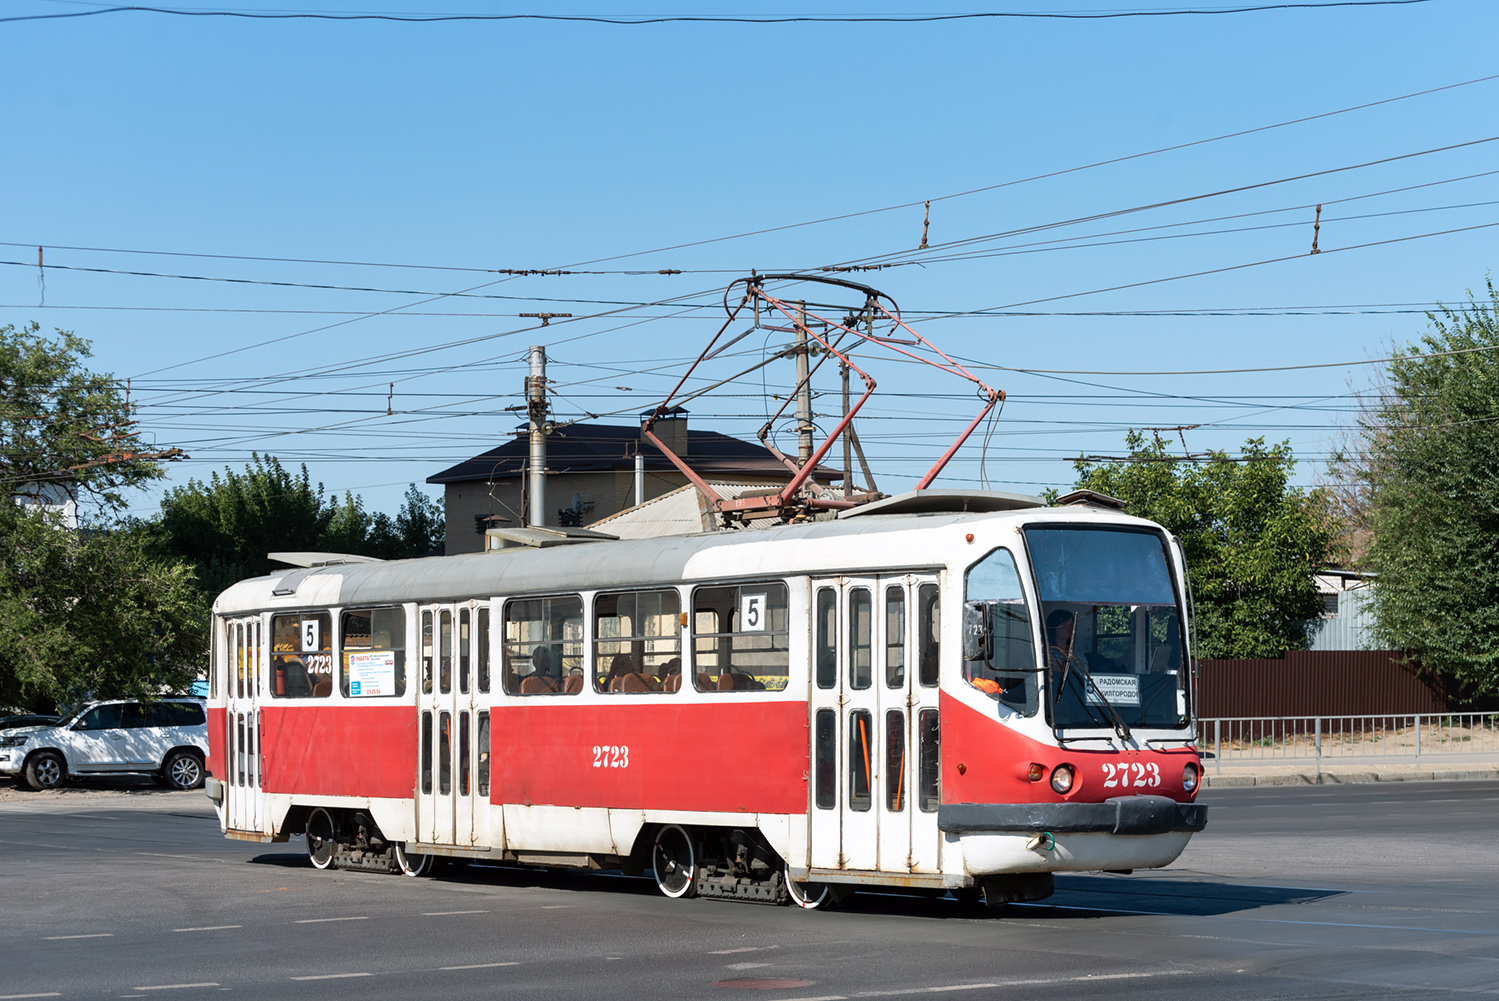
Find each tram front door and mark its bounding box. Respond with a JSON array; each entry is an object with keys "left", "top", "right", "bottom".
[
  {"left": 809, "top": 575, "right": 942, "bottom": 875},
  {"left": 223, "top": 615, "right": 266, "bottom": 835},
  {"left": 414, "top": 603, "right": 491, "bottom": 849}
]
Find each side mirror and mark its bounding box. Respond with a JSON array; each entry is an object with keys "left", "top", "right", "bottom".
[{"left": 962, "top": 601, "right": 992, "bottom": 662}]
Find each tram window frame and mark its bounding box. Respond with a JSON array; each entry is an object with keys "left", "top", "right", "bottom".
[
  {"left": 476, "top": 710, "right": 491, "bottom": 797},
  {"left": 459, "top": 608, "right": 471, "bottom": 695},
  {"left": 917, "top": 584, "right": 941, "bottom": 688},
  {"left": 814, "top": 708, "right": 836, "bottom": 810},
  {"left": 477, "top": 606, "right": 491, "bottom": 693},
  {"left": 814, "top": 587, "right": 837, "bottom": 690},
  {"left": 439, "top": 610, "right": 454, "bottom": 694},
  {"left": 885, "top": 710, "right": 907, "bottom": 812},
  {"left": 339, "top": 606, "right": 407, "bottom": 698},
  {"left": 691, "top": 581, "right": 790, "bottom": 693},
  {"left": 849, "top": 587, "right": 873, "bottom": 690},
  {"left": 885, "top": 586, "right": 907, "bottom": 688},
  {"left": 270, "top": 612, "right": 333, "bottom": 699},
  {"left": 917, "top": 709, "right": 940, "bottom": 812},
  {"left": 963, "top": 547, "right": 1039, "bottom": 717},
  {"left": 235, "top": 622, "right": 245, "bottom": 699},
  {"left": 848, "top": 709, "right": 873, "bottom": 812},
  {"left": 594, "top": 589, "right": 682, "bottom": 694},
  {"left": 502, "top": 594, "right": 585, "bottom": 696}
]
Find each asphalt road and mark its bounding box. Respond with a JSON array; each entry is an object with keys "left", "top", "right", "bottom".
[{"left": 1, "top": 781, "right": 1496, "bottom": 1000}]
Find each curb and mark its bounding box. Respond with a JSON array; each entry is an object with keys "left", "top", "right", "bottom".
[{"left": 1203, "top": 768, "right": 1499, "bottom": 787}]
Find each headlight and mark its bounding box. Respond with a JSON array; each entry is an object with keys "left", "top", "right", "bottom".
[
  {"left": 1050, "top": 763, "right": 1075, "bottom": 795},
  {"left": 1182, "top": 762, "right": 1200, "bottom": 794},
  {"left": 0, "top": 735, "right": 28, "bottom": 748}
]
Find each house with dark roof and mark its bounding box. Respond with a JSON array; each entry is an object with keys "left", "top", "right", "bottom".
[{"left": 427, "top": 410, "right": 839, "bottom": 554}]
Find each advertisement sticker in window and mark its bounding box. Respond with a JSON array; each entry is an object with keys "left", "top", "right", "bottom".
[{"left": 347, "top": 650, "right": 397, "bottom": 697}]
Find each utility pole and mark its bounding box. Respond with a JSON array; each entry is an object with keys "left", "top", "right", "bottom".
[
  {"left": 795, "top": 300, "right": 813, "bottom": 464},
  {"left": 526, "top": 345, "right": 548, "bottom": 527},
  {"left": 841, "top": 358, "right": 852, "bottom": 500}
]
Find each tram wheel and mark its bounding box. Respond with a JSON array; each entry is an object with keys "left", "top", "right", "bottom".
[
  {"left": 783, "top": 868, "right": 832, "bottom": 910},
  {"left": 305, "top": 808, "right": 338, "bottom": 870},
  {"left": 651, "top": 824, "right": 698, "bottom": 899},
  {"left": 394, "top": 843, "right": 433, "bottom": 877}
]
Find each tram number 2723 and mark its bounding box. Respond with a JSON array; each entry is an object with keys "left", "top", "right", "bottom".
[
  {"left": 1102, "top": 761, "right": 1161, "bottom": 788},
  {"left": 592, "top": 745, "right": 631, "bottom": 768}
]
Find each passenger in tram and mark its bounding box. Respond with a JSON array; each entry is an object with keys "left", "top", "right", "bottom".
[
  {"left": 530, "top": 646, "right": 556, "bottom": 681},
  {"left": 658, "top": 657, "right": 682, "bottom": 684},
  {"left": 604, "top": 654, "right": 637, "bottom": 690}
]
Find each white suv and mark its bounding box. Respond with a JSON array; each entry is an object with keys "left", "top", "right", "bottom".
[{"left": 0, "top": 699, "right": 208, "bottom": 791}]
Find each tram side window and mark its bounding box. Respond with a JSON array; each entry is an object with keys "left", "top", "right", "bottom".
[
  {"left": 595, "top": 589, "right": 681, "bottom": 693},
  {"left": 814, "top": 708, "right": 836, "bottom": 809},
  {"left": 476, "top": 710, "right": 490, "bottom": 797},
  {"left": 271, "top": 612, "right": 333, "bottom": 699},
  {"left": 963, "top": 548, "right": 1038, "bottom": 716},
  {"left": 918, "top": 584, "right": 940, "bottom": 687},
  {"left": 917, "top": 709, "right": 940, "bottom": 812},
  {"left": 814, "top": 588, "right": 837, "bottom": 689},
  {"left": 502, "top": 595, "right": 584, "bottom": 695},
  {"left": 692, "top": 582, "right": 790, "bottom": 692},
  {"left": 477, "top": 607, "right": 491, "bottom": 693},
  {"left": 340, "top": 607, "right": 407, "bottom": 698}
]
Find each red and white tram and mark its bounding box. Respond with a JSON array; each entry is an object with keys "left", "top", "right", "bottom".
[{"left": 207, "top": 490, "right": 1207, "bottom": 907}]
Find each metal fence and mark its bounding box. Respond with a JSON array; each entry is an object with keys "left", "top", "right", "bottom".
[{"left": 1200, "top": 712, "right": 1499, "bottom": 775}]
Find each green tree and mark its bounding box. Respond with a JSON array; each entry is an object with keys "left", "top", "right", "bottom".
[
  {"left": 0, "top": 323, "right": 202, "bottom": 711},
  {"left": 1071, "top": 432, "right": 1333, "bottom": 660},
  {"left": 156, "top": 460, "right": 444, "bottom": 596},
  {"left": 1359, "top": 284, "right": 1499, "bottom": 693},
  {"left": 156, "top": 454, "right": 333, "bottom": 595}
]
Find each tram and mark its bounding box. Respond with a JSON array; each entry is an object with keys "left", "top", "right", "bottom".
[{"left": 206, "top": 489, "right": 1207, "bottom": 908}]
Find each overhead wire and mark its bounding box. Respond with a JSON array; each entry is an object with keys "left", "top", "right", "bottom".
[{"left": 0, "top": 2, "right": 1440, "bottom": 25}]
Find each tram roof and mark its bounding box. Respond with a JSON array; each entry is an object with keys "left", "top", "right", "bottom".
[{"left": 212, "top": 500, "right": 1163, "bottom": 613}]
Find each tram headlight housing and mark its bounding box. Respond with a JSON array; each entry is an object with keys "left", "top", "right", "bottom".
[
  {"left": 1050, "top": 763, "right": 1075, "bottom": 795},
  {"left": 1182, "top": 762, "right": 1200, "bottom": 794}
]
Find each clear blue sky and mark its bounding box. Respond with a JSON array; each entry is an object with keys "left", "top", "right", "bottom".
[{"left": 4, "top": 0, "right": 1496, "bottom": 521}]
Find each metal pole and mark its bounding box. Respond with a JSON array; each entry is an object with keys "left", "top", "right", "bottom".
[
  {"left": 841, "top": 360, "right": 852, "bottom": 499},
  {"left": 1214, "top": 718, "right": 1221, "bottom": 775},
  {"left": 527, "top": 345, "right": 548, "bottom": 527},
  {"left": 634, "top": 451, "right": 645, "bottom": 508},
  {"left": 1315, "top": 717, "right": 1322, "bottom": 782},
  {"left": 795, "top": 301, "right": 813, "bottom": 464},
  {"left": 1414, "top": 713, "right": 1421, "bottom": 769}
]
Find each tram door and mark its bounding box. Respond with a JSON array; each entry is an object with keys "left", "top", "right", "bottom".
[
  {"left": 809, "top": 575, "right": 941, "bottom": 874},
  {"left": 415, "top": 603, "right": 488, "bottom": 847},
  {"left": 223, "top": 616, "right": 265, "bottom": 834}
]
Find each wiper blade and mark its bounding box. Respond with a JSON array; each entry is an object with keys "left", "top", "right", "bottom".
[{"left": 1057, "top": 653, "right": 1132, "bottom": 742}]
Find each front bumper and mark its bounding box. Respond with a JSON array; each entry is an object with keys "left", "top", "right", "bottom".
[
  {"left": 939, "top": 794, "right": 1207, "bottom": 836},
  {"left": 0, "top": 750, "right": 24, "bottom": 777}
]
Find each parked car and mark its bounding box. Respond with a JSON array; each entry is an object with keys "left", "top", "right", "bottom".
[
  {"left": 0, "top": 699, "right": 208, "bottom": 791},
  {"left": 0, "top": 714, "right": 59, "bottom": 731}
]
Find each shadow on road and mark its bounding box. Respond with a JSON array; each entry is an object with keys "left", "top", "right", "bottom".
[{"left": 245, "top": 849, "right": 1341, "bottom": 919}]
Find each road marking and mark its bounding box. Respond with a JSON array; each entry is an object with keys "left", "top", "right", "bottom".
[
  {"left": 711, "top": 946, "right": 781, "bottom": 955},
  {"left": 173, "top": 925, "right": 242, "bottom": 932},
  {"left": 134, "top": 984, "right": 221, "bottom": 991},
  {"left": 0, "top": 994, "right": 63, "bottom": 999},
  {"left": 727, "top": 963, "right": 773, "bottom": 971},
  {"left": 423, "top": 910, "right": 489, "bottom": 916},
  {"left": 1013, "top": 900, "right": 1499, "bottom": 936},
  {"left": 290, "top": 973, "right": 372, "bottom": 981},
  {"left": 294, "top": 916, "right": 369, "bottom": 924},
  {"left": 440, "top": 962, "right": 519, "bottom": 971},
  {"left": 42, "top": 933, "right": 112, "bottom": 940},
  {"left": 794, "top": 971, "right": 1192, "bottom": 1000}
]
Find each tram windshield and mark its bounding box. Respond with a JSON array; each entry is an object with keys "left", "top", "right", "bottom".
[{"left": 1024, "top": 527, "right": 1190, "bottom": 732}]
